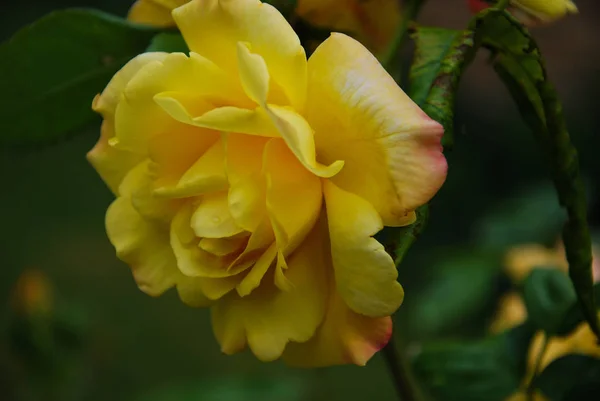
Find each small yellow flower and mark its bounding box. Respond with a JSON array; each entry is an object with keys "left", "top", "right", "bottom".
[
  {"left": 468, "top": 0, "right": 578, "bottom": 26},
  {"left": 510, "top": 0, "right": 578, "bottom": 26},
  {"left": 492, "top": 242, "right": 600, "bottom": 400},
  {"left": 128, "top": 0, "right": 401, "bottom": 54},
  {"left": 90, "top": 0, "right": 446, "bottom": 366}
]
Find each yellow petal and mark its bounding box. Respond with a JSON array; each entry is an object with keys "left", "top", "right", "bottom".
[
  {"left": 211, "top": 222, "right": 328, "bottom": 361},
  {"left": 323, "top": 180, "right": 404, "bottom": 317},
  {"left": 191, "top": 192, "right": 245, "bottom": 239},
  {"left": 307, "top": 33, "right": 447, "bottom": 226},
  {"left": 283, "top": 292, "right": 393, "bottom": 367},
  {"left": 225, "top": 134, "right": 268, "bottom": 232},
  {"left": 236, "top": 244, "right": 278, "bottom": 297},
  {"left": 173, "top": 0, "right": 307, "bottom": 110},
  {"left": 511, "top": 0, "right": 578, "bottom": 22},
  {"left": 263, "top": 138, "right": 322, "bottom": 254},
  {"left": 170, "top": 203, "right": 245, "bottom": 279},
  {"left": 89, "top": 53, "right": 169, "bottom": 193},
  {"left": 119, "top": 159, "right": 180, "bottom": 223},
  {"left": 154, "top": 94, "right": 278, "bottom": 137},
  {"left": 106, "top": 196, "right": 180, "bottom": 296},
  {"left": 87, "top": 120, "right": 144, "bottom": 195},
  {"left": 93, "top": 52, "right": 169, "bottom": 119},
  {"left": 199, "top": 236, "right": 247, "bottom": 256},
  {"left": 176, "top": 276, "right": 213, "bottom": 307},
  {"left": 155, "top": 137, "right": 228, "bottom": 198},
  {"left": 149, "top": 126, "right": 221, "bottom": 194},
  {"left": 128, "top": 0, "right": 176, "bottom": 27},
  {"left": 114, "top": 52, "right": 247, "bottom": 153},
  {"left": 236, "top": 42, "right": 269, "bottom": 106},
  {"left": 266, "top": 105, "right": 344, "bottom": 178}
]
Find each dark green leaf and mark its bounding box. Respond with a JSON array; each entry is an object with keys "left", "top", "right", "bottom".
[
  {"left": 409, "top": 27, "right": 477, "bottom": 148},
  {"left": 406, "top": 250, "right": 500, "bottom": 337},
  {"left": 412, "top": 324, "right": 533, "bottom": 401},
  {"left": 534, "top": 355, "right": 600, "bottom": 401},
  {"left": 409, "top": 27, "right": 464, "bottom": 106},
  {"left": 146, "top": 32, "right": 188, "bottom": 53},
  {"left": 134, "top": 377, "right": 307, "bottom": 401},
  {"left": 0, "top": 9, "right": 159, "bottom": 147},
  {"left": 474, "top": 9, "right": 599, "bottom": 341},
  {"left": 522, "top": 269, "right": 577, "bottom": 335}
]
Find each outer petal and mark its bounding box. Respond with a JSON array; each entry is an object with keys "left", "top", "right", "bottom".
[
  {"left": 211, "top": 222, "right": 329, "bottom": 361},
  {"left": 88, "top": 53, "right": 169, "bottom": 193},
  {"left": 114, "top": 52, "right": 247, "bottom": 153},
  {"left": 173, "top": 0, "right": 307, "bottom": 110},
  {"left": 106, "top": 196, "right": 179, "bottom": 296},
  {"left": 307, "top": 33, "right": 447, "bottom": 226},
  {"left": 87, "top": 120, "right": 143, "bottom": 195},
  {"left": 324, "top": 180, "right": 404, "bottom": 318},
  {"left": 283, "top": 273, "right": 392, "bottom": 367}
]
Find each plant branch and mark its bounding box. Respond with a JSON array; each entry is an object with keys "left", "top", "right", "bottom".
[
  {"left": 382, "top": 336, "right": 421, "bottom": 401},
  {"left": 526, "top": 333, "right": 549, "bottom": 401}
]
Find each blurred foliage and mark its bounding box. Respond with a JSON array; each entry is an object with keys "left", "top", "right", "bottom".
[{"left": 0, "top": 9, "right": 159, "bottom": 146}]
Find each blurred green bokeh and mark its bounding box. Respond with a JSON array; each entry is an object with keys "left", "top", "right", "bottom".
[{"left": 1, "top": 1, "right": 600, "bottom": 401}]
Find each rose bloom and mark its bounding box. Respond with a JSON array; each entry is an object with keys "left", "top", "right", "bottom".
[
  {"left": 128, "top": 0, "right": 401, "bottom": 55},
  {"left": 468, "top": 0, "right": 578, "bottom": 26},
  {"left": 89, "top": 0, "right": 446, "bottom": 366},
  {"left": 490, "top": 243, "right": 600, "bottom": 400}
]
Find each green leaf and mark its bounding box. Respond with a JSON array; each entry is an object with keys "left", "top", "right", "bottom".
[
  {"left": 406, "top": 250, "right": 500, "bottom": 338},
  {"left": 474, "top": 9, "right": 599, "bottom": 342},
  {"left": 0, "top": 9, "right": 159, "bottom": 147},
  {"left": 409, "top": 27, "right": 477, "bottom": 148},
  {"left": 146, "top": 32, "right": 189, "bottom": 53},
  {"left": 409, "top": 27, "right": 464, "bottom": 106},
  {"left": 534, "top": 355, "right": 600, "bottom": 401},
  {"left": 522, "top": 269, "right": 577, "bottom": 335},
  {"left": 134, "top": 377, "right": 307, "bottom": 401},
  {"left": 412, "top": 324, "right": 534, "bottom": 401}
]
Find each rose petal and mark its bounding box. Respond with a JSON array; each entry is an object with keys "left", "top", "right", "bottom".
[
  {"left": 307, "top": 33, "right": 447, "bottom": 226},
  {"left": 324, "top": 180, "right": 404, "bottom": 317},
  {"left": 173, "top": 0, "right": 307, "bottom": 109},
  {"left": 211, "top": 221, "right": 328, "bottom": 361}
]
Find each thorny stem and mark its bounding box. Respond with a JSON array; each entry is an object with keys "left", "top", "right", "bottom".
[{"left": 526, "top": 333, "right": 549, "bottom": 401}]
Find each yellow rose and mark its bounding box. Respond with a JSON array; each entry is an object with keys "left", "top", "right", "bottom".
[
  {"left": 128, "top": 0, "right": 401, "bottom": 54},
  {"left": 90, "top": 0, "right": 446, "bottom": 366}
]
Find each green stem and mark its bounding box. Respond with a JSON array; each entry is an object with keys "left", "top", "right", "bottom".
[
  {"left": 527, "top": 333, "right": 549, "bottom": 401},
  {"left": 382, "top": 336, "right": 422, "bottom": 401},
  {"left": 382, "top": 0, "right": 427, "bottom": 80}
]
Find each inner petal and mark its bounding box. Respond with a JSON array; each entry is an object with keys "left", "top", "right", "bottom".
[{"left": 191, "top": 192, "right": 245, "bottom": 239}]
